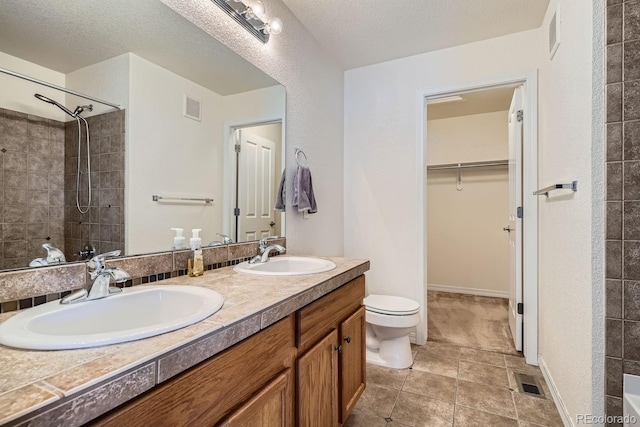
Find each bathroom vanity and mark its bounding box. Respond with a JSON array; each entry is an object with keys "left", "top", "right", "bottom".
[
  {"left": 95, "top": 275, "right": 365, "bottom": 426},
  {"left": 0, "top": 257, "right": 369, "bottom": 426}
]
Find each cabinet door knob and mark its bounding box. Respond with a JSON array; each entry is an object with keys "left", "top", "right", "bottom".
[
  {"left": 335, "top": 345, "right": 342, "bottom": 352},
  {"left": 344, "top": 336, "right": 351, "bottom": 343}
]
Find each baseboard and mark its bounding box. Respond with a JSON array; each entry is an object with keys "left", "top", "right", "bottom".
[
  {"left": 538, "top": 355, "right": 573, "bottom": 427},
  {"left": 427, "top": 283, "right": 509, "bottom": 299}
]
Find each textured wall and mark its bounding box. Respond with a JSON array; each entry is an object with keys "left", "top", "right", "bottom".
[
  {"left": 161, "top": 0, "right": 345, "bottom": 256},
  {"left": 344, "top": 29, "right": 542, "bottom": 343},
  {"left": 536, "top": 0, "right": 597, "bottom": 422},
  {"left": 127, "top": 54, "right": 225, "bottom": 254},
  {"left": 592, "top": 0, "right": 605, "bottom": 420}
]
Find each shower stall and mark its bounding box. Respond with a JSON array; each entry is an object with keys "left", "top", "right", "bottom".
[{"left": 0, "top": 67, "right": 125, "bottom": 267}]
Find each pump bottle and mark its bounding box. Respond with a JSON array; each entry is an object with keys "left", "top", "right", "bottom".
[
  {"left": 188, "top": 228, "right": 204, "bottom": 277},
  {"left": 171, "top": 228, "right": 186, "bottom": 250}
]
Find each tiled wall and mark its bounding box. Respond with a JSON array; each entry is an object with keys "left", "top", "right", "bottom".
[
  {"left": 606, "top": 1, "right": 640, "bottom": 422},
  {"left": 0, "top": 109, "right": 66, "bottom": 270},
  {"left": 63, "top": 109, "right": 125, "bottom": 260},
  {"left": 0, "top": 238, "right": 285, "bottom": 313}
]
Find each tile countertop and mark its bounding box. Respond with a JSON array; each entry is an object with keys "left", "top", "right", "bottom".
[{"left": 0, "top": 256, "right": 369, "bottom": 426}]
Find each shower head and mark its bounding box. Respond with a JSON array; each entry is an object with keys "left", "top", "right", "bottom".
[
  {"left": 73, "top": 104, "right": 93, "bottom": 118},
  {"left": 34, "top": 93, "right": 77, "bottom": 118}
]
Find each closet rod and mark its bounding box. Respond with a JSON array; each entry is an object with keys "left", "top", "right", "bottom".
[{"left": 426, "top": 159, "right": 509, "bottom": 171}]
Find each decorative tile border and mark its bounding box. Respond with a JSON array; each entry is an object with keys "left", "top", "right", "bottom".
[{"left": 0, "top": 239, "right": 285, "bottom": 313}]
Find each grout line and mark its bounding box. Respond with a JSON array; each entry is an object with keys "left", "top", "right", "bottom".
[{"left": 511, "top": 385, "right": 519, "bottom": 423}]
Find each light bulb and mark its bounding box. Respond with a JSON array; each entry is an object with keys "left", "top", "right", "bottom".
[
  {"left": 268, "top": 17, "right": 282, "bottom": 35},
  {"left": 252, "top": 1, "right": 265, "bottom": 18},
  {"left": 245, "top": 6, "right": 256, "bottom": 19}
]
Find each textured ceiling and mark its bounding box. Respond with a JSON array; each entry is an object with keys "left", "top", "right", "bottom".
[
  {"left": 281, "top": 0, "right": 549, "bottom": 69},
  {"left": 0, "top": 0, "right": 279, "bottom": 95},
  {"left": 427, "top": 87, "right": 515, "bottom": 120}
]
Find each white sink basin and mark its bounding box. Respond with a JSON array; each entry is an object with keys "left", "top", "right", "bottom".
[
  {"left": 0, "top": 285, "right": 224, "bottom": 350},
  {"left": 234, "top": 256, "right": 336, "bottom": 276}
]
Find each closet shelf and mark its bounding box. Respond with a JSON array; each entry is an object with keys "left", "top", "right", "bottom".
[{"left": 426, "top": 159, "right": 509, "bottom": 171}]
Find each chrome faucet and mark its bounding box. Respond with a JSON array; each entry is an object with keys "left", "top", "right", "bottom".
[
  {"left": 249, "top": 244, "right": 286, "bottom": 264},
  {"left": 29, "top": 243, "right": 67, "bottom": 267},
  {"left": 60, "top": 250, "right": 131, "bottom": 304},
  {"left": 258, "top": 236, "right": 280, "bottom": 253},
  {"left": 208, "top": 233, "right": 234, "bottom": 246}
]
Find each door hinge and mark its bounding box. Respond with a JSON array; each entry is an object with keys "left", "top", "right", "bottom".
[
  {"left": 517, "top": 110, "right": 524, "bottom": 122},
  {"left": 235, "top": 144, "right": 241, "bottom": 153},
  {"left": 233, "top": 208, "right": 240, "bottom": 216},
  {"left": 517, "top": 206, "right": 523, "bottom": 219},
  {"left": 517, "top": 303, "right": 524, "bottom": 315}
]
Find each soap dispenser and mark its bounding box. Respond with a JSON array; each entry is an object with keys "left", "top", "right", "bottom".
[
  {"left": 171, "top": 228, "right": 186, "bottom": 250},
  {"left": 188, "top": 228, "right": 204, "bottom": 277}
]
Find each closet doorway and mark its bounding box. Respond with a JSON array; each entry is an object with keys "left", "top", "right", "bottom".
[{"left": 419, "top": 72, "right": 538, "bottom": 365}]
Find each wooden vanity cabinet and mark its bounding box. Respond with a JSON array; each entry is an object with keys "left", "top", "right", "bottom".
[
  {"left": 93, "top": 315, "right": 296, "bottom": 427},
  {"left": 297, "top": 330, "right": 339, "bottom": 425},
  {"left": 219, "top": 369, "right": 293, "bottom": 426},
  {"left": 338, "top": 306, "right": 366, "bottom": 421},
  {"left": 296, "top": 275, "right": 366, "bottom": 425},
  {"left": 92, "top": 275, "right": 366, "bottom": 427}
]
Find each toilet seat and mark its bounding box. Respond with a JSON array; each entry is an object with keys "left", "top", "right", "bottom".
[{"left": 364, "top": 294, "right": 420, "bottom": 316}]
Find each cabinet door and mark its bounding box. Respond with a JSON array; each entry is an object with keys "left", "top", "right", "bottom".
[
  {"left": 297, "top": 330, "right": 339, "bottom": 426},
  {"left": 219, "top": 369, "right": 293, "bottom": 426},
  {"left": 339, "top": 306, "right": 366, "bottom": 423}
]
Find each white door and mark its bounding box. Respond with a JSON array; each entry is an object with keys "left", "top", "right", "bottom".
[
  {"left": 507, "top": 87, "right": 524, "bottom": 352},
  {"left": 238, "top": 130, "right": 277, "bottom": 242}
]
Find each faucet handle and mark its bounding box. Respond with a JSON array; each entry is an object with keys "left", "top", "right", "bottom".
[
  {"left": 216, "top": 233, "right": 233, "bottom": 244},
  {"left": 259, "top": 236, "right": 279, "bottom": 251},
  {"left": 91, "top": 250, "right": 121, "bottom": 262},
  {"left": 43, "top": 243, "right": 66, "bottom": 264},
  {"left": 87, "top": 250, "right": 121, "bottom": 275}
]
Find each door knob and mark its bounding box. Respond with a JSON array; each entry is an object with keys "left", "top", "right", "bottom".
[
  {"left": 335, "top": 345, "right": 342, "bottom": 352},
  {"left": 344, "top": 336, "right": 351, "bottom": 343},
  {"left": 503, "top": 226, "right": 513, "bottom": 232},
  {"left": 270, "top": 221, "right": 276, "bottom": 227}
]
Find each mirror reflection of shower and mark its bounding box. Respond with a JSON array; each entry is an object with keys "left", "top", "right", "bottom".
[{"left": 34, "top": 94, "right": 93, "bottom": 213}]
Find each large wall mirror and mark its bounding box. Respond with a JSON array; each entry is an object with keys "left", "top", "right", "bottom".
[{"left": 0, "top": 0, "right": 285, "bottom": 271}]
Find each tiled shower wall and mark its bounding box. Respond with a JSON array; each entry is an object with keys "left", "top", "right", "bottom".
[
  {"left": 605, "top": 0, "right": 640, "bottom": 422},
  {"left": 63, "top": 109, "right": 125, "bottom": 261},
  {"left": 0, "top": 109, "right": 65, "bottom": 270}
]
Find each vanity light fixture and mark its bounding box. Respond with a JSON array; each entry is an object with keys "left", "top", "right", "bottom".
[
  {"left": 426, "top": 95, "right": 464, "bottom": 105},
  {"left": 212, "top": 0, "right": 282, "bottom": 43}
]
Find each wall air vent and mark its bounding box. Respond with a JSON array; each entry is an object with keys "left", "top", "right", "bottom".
[
  {"left": 549, "top": 4, "right": 561, "bottom": 60},
  {"left": 184, "top": 94, "right": 201, "bottom": 121}
]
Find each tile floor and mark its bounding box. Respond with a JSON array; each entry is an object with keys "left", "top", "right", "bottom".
[{"left": 345, "top": 292, "right": 564, "bottom": 426}]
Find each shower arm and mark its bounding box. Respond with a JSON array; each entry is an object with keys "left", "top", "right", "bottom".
[{"left": 0, "top": 66, "right": 121, "bottom": 110}]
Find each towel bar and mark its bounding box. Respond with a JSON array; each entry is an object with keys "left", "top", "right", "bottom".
[
  {"left": 533, "top": 181, "right": 578, "bottom": 197},
  {"left": 152, "top": 195, "right": 213, "bottom": 203}
]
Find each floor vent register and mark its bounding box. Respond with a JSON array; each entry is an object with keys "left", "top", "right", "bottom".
[{"left": 514, "top": 372, "right": 545, "bottom": 398}]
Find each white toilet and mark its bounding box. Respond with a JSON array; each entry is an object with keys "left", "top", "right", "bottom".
[{"left": 364, "top": 294, "right": 420, "bottom": 369}]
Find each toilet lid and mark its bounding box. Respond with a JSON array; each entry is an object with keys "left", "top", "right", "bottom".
[{"left": 364, "top": 294, "right": 420, "bottom": 315}]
